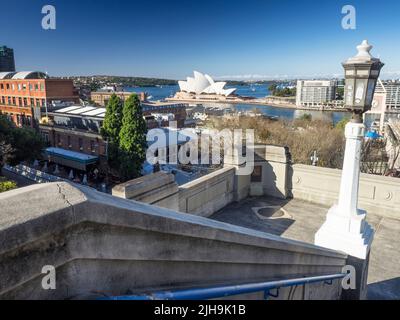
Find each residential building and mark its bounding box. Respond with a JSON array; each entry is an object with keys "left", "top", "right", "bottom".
[
  {"left": 0, "top": 71, "right": 80, "bottom": 128},
  {"left": 0, "top": 46, "right": 15, "bottom": 72},
  {"left": 375, "top": 80, "right": 400, "bottom": 109},
  {"left": 296, "top": 80, "right": 337, "bottom": 107}
]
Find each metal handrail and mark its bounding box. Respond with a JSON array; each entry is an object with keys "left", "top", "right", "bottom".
[{"left": 99, "top": 273, "right": 346, "bottom": 300}]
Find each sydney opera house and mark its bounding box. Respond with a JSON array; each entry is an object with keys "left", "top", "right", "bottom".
[{"left": 177, "top": 71, "right": 237, "bottom": 98}]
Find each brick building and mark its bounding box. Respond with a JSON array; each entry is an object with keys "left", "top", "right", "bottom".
[
  {"left": 91, "top": 91, "right": 147, "bottom": 106},
  {"left": 39, "top": 106, "right": 107, "bottom": 171},
  {"left": 0, "top": 71, "right": 79, "bottom": 128}
]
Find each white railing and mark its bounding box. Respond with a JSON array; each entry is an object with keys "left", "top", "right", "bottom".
[{"left": 3, "top": 164, "right": 65, "bottom": 184}]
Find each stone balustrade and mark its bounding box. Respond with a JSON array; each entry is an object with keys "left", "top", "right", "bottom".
[
  {"left": 0, "top": 182, "right": 347, "bottom": 300},
  {"left": 290, "top": 164, "right": 400, "bottom": 219}
]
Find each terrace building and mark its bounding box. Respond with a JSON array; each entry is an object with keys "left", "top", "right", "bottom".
[
  {"left": 38, "top": 102, "right": 187, "bottom": 171},
  {"left": 39, "top": 105, "right": 108, "bottom": 171},
  {"left": 0, "top": 71, "right": 79, "bottom": 128},
  {"left": 90, "top": 91, "right": 148, "bottom": 106}
]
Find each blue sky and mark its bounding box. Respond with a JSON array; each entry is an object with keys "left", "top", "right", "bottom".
[{"left": 1, "top": 0, "right": 400, "bottom": 79}]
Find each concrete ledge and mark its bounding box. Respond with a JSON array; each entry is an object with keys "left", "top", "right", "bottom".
[
  {"left": 179, "top": 167, "right": 235, "bottom": 216},
  {"left": 291, "top": 164, "right": 400, "bottom": 219},
  {"left": 0, "top": 182, "right": 346, "bottom": 299}
]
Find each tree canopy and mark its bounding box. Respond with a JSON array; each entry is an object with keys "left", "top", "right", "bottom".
[
  {"left": 118, "top": 94, "right": 148, "bottom": 180},
  {"left": 0, "top": 114, "right": 44, "bottom": 166},
  {"left": 101, "top": 94, "right": 123, "bottom": 143}
]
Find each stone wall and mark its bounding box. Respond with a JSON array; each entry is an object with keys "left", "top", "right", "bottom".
[
  {"left": 290, "top": 164, "right": 400, "bottom": 219},
  {"left": 250, "top": 145, "right": 291, "bottom": 199},
  {"left": 112, "top": 171, "right": 180, "bottom": 211},
  {"left": 112, "top": 144, "right": 292, "bottom": 218},
  {"left": 0, "top": 182, "right": 347, "bottom": 300},
  {"left": 178, "top": 167, "right": 235, "bottom": 217}
]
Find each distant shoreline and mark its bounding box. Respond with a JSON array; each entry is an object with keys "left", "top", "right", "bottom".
[{"left": 166, "top": 97, "right": 348, "bottom": 113}]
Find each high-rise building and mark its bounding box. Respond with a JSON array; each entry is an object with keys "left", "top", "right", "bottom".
[
  {"left": 296, "top": 80, "right": 337, "bottom": 107},
  {"left": 0, "top": 46, "right": 16, "bottom": 72},
  {"left": 375, "top": 80, "right": 400, "bottom": 109}
]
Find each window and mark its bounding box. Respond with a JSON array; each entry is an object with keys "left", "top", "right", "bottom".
[
  {"left": 57, "top": 134, "right": 61, "bottom": 146},
  {"left": 251, "top": 165, "right": 263, "bottom": 183},
  {"left": 67, "top": 136, "right": 72, "bottom": 148},
  {"left": 90, "top": 140, "right": 95, "bottom": 153},
  {"left": 42, "top": 132, "right": 49, "bottom": 143},
  {"left": 78, "top": 138, "right": 83, "bottom": 151}
]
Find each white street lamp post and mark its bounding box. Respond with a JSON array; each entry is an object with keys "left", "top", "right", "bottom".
[{"left": 315, "top": 40, "right": 384, "bottom": 260}]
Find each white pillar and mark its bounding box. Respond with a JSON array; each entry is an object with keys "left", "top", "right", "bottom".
[{"left": 315, "top": 122, "right": 374, "bottom": 259}]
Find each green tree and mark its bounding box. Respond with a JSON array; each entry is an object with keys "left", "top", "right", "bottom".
[
  {"left": 0, "top": 178, "right": 17, "bottom": 193},
  {"left": 268, "top": 84, "right": 278, "bottom": 95},
  {"left": 10, "top": 127, "right": 44, "bottom": 165},
  {"left": 335, "top": 117, "right": 350, "bottom": 131},
  {"left": 0, "top": 114, "right": 44, "bottom": 166},
  {"left": 101, "top": 94, "right": 123, "bottom": 142},
  {"left": 336, "top": 87, "right": 344, "bottom": 100},
  {"left": 119, "top": 94, "right": 148, "bottom": 181},
  {"left": 298, "top": 113, "right": 312, "bottom": 121},
  {"left": 101, "top": 94, "right": 124, "bottom": 175}
]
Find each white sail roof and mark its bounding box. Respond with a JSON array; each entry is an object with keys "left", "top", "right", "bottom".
[{"left": 178, "top": 71, "right": 236, "bottom": 96}]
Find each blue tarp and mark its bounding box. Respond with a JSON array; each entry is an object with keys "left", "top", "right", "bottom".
[{"left": 365, "top": 131, "right": 382, "bottom": 139}]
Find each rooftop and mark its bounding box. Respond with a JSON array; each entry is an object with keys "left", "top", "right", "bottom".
[
  {"left": 52, "top": 105, "right": 106, "bottom": 118},
  {"left": 210, "top": 196, "right": 400, "bottom": 300},
  {"left": 0, "top": 71, "right": 48, "bottom": 80}
]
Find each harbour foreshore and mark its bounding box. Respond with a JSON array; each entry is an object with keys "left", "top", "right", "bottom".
[{"left": 166, "top": 97, "right": 347, "bottom": 112}]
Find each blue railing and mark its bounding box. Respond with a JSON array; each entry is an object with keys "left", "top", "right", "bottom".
[{"left": 99, "top": 273, "right": 346, "bottom": 300}]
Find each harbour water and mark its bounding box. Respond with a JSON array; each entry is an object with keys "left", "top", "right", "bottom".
[{"left": 126, "top": 84, "right": 354, "bottom": 125}]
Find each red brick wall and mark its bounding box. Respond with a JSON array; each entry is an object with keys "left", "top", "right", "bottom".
[
  {"left": 0, "top": 79, "right": 79, "bottom": 127},
  {"left": 41, "top": 127, "right": 107, "bottom": 157},
  {"left": 44, "top": 80, "right": 79, "bottom": 101}
]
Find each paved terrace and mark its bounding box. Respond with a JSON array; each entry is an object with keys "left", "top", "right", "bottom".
[{"left": 210, "top": 197, "right": 400, "bottom": 300}]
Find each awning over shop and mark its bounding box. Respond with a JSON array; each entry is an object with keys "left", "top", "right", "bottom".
[{"left": 45, "top": 147, "right": 99, "bottom": 171}]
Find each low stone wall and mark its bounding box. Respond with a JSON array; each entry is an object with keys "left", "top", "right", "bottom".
[
  {"left": 178, "top": 167, "right": 235, "bottom": 217},
  {"left": 112, "top": 171, "right": 180, "bottom": 211},
  {"left": 290, "top": 164, "right": 400, "bottom": 219},
  {"left": 112, "top": 168, "right": 235, "bottom": 217},
  {"left": 0, "top": 182, "right": 347, "bottom": 300}
]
